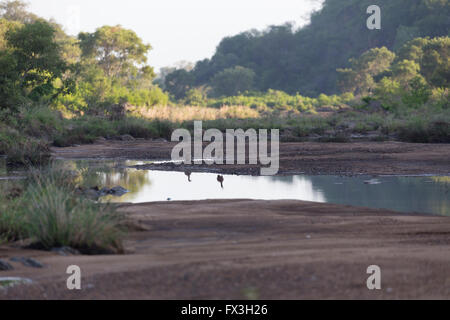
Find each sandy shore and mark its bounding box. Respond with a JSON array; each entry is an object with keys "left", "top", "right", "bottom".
[{"left": 1, "top": 199, "right": 450, "bottom": 299}]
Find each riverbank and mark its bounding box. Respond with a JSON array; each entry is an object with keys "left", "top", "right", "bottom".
[
  {"left": 52, "top": 140, "right": 450, "bottom": 176},
  {"left": 1, "top": 199, "right": 450, "bottom": 299}
]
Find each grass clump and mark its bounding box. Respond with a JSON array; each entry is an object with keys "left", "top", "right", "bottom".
[
  {"left": 0, "top": 167, "right": 125, "bottom": 254},
  {"left": 0, "top": 126, "right": 51, "bottom": 166},
  {"left": 0, "top": 183, "right": 27, "bottom": 243},
  {"left": 24, "top": 170, "right": 125, "bottom": 254},
  {"left": 26, "top": 183, "right": 124, "bottom": 254}
]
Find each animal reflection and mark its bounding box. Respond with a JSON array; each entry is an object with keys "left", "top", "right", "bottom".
[
  {"left": 217, "top": 175, "right": 224, "bottom": 188},
  {"left": 184, "top": 170, "right": 192, "bottom": 182}
]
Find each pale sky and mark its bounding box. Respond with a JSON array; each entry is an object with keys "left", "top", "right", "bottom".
[{"left": 27, "top": 0, "right": 323, "bottom": 71}]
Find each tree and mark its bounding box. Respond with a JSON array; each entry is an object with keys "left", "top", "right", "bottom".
[
  {"left": 391, "top": 59, "right": 422, "bottom": 86},
  {"left": 397, "top": 37, "right": 449, "bottom": 88},
  {"left": 337, "top": 47, "right": 395, "bottom": 94},
  {"left": 1, "top": 20, "right": 66, "bottom": 108},
  {"left": 164, "top": 69, "right": 195, "bottom": 100},
  {"left": 211, "top": 66, "right": 255, "bottom": 97},
  {"left": 183, "top": 0, "right": 449, "bottom": 95},
  {"left": 183, "top": 88, "right": 207, "bottom": 106},
  {"left": 0, "top": 0, "right": 37, "bottom": 23},
  {"left": 78, "top": 25, "right": 152, "bottom": 79}
]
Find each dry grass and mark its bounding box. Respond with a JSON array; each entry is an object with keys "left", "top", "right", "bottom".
[{"left": 134, "top": 105, "right": 261, "bottom": 122}]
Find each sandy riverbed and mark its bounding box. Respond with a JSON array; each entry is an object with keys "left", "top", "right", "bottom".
[{"left": 1, "top": 141, "right": 449, "bottom": 299}]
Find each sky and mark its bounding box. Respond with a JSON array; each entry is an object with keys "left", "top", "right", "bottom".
[{"left": 28, "top": 0, "right": 324, "bottom": 71}]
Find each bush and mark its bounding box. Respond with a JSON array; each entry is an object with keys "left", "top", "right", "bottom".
[
  {"left": 117, "top": 117, "right": 158, "bottom": 139},
  {"left": 0, "top": 126, "right": 50, "bottom": 166},
  {"left": 397, "top": 120, "right": 450, "bottom": 143}
]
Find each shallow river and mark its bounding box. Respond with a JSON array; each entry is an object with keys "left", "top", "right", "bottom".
[
  {"left": 69, "top": 160, "right": 450, "bottom": 216},
  {"left": 1, "top": 159, "right": 449, "bottom": 216}
]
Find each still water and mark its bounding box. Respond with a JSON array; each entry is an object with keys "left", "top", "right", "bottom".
[
  {"left": 59, "top": 160, "right": 449, "bottom": 216},
  {"left": 1, "top": 159, "right": 449, "bottom": 216}
]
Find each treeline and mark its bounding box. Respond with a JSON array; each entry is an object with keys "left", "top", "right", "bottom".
[
  {"left": 164, "top": 0, "right": 449, "bottom": 98},
  {"left": 0, "top": 0, "right": 168, "bottom": 118}
]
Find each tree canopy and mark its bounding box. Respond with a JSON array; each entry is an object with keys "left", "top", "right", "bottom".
[
  {"left": 78, "top": 25, "right": 153, "bottom": 79},
  {"left": 165, "top": 0, "right": 449, "bottom": 97}
]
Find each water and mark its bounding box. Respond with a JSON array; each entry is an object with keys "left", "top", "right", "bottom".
[
  {"left": 2, "top": 159, "right": 449, "bottom": 216},
  {"left": 61, "top": 160, "right": 449, "bottom": 216}
]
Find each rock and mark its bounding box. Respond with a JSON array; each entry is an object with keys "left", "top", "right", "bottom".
[
  {"left": 51, "top": 247, "right": 81, "bottom": 256},
  {"left": 99, "top": 187, "right": 110, "bottom": 196},
  {"left": 364, "top": 179, "right": 382, "bottom": 185},
  {"left": 154, "top": 138, "right": 168, "bottom": 143},
  {"left": 109, "top": 186, "right": 129, "bottom": 196},
  {"left": 10, "top": 257, "right": 43, "bottom": 269},
  {"left": 0, "top": 277, "right": 33, "bottom": 288},
  {"left": 0, "top": 260, "right": 13, "bottom": 271},
  {"left": 120, "top": 134, "right": 135, "bottom": 141},
  {"left": 86, "top": 188, "right": 101, "bottom": 199}
]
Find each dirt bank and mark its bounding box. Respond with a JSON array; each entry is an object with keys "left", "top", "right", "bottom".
[
  {"left": 1, "top": 199, "right": 450, "bottom": 299},
  {"left": 51, "top": 140, "right": 450, "bottom": 175}
]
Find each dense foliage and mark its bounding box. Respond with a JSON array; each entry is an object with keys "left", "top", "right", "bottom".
[{"left": 165, "top": 0, "right": 449, "bottom": 97}]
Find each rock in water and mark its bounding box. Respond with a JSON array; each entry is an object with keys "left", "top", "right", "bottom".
[
  {"left": 51, "top": 247, "right": 81, "bottom": 256},
  {"left": 10, "top": 257, "right": 43, "bottom": 268},
  {"left": 109, "top": 186, "right": 129, "bottom": 196},
  {"left": 120, "top": 134, "right": 135, "bottom": 141},
  {"left": 364, "top": 179, "right": 382, "bottom": 185},
  {"left": 0, "top": 260, "right": 13, "bottom": 271}
]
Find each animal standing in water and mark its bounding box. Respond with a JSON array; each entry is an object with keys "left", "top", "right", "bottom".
[{"left": 217, "top": 175, "right": 224, "bottom": 188}]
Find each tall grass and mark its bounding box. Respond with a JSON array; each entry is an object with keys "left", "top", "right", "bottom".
[
  {"left": 0, "top": 167, "right": 125, "bottom": 254},
  {"left": 26, "top": 183, "right": 124, "bottom": 254},
  {"left": 136, "top": 105, "right": 260, "bottom": 122},
  {"left": 0, "top": 182, "right": 27, "bottom": 243}
]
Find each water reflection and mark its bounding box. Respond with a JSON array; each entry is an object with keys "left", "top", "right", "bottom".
[
  {"left": 60, "top": 160, "right": 448, "bottom": 216},
  {"left": 3, "top": 159, "right": 449, "bottom": 216}
]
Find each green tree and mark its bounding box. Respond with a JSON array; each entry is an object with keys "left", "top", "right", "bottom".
[
  {"left": 337, "top": 47, "right": 395, "bottom": 94},
  {"left": 183, "top": 88, "right": 207, "bottom": 106},
  {"left": 1, "top": 20, "right": 66, "bottom": 109},
  {"left": 0, "top": 0, "right": 37, "bottom": 23},
  {"left": 164, "top": 69, "right": 195, "bottom": 100},
  {"left": 185, "top": 0, "right": 449, "bottom": 95},
  {"left": 397, "top": 36, "right": 449, "bottom": 88},
  {"left": 391, "top": 59, "right": 422, "bottom": 86},
  {"left": 211, "top": 66, "right": 255, "bottom": 97},
  {"left": 78, "top": 25, "right": 152, "bottom": 80}
]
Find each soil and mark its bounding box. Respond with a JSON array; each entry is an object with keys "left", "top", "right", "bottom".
[
  {"left": 1, "top": 199, "right": 450, "bottom": 299},
  {"left": 51, "top": 140, "right": 450, "bottom": 176}
]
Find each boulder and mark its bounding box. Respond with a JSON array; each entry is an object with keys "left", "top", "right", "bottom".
[
  {"left": 109, "top": 186, "right": 129, "bottom": 196},
  {"left": 0, "top": 260, "right": 13, "bottom": 271},
  {"left": 10, "top": 257, "right": 43, "bottom": 268}
]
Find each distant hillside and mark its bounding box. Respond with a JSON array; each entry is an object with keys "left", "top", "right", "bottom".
[{"left": 181, "top": 0, "right": 449, "bottom": 96}]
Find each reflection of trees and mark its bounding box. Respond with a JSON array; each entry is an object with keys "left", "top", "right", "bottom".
[
  {"left": 308, "top": 176, "right": 449, "bottom": 216},
  {"left": 431, "top": 177, "right": 450, "bottom": 185},
  {"left": 59, "top": 160, "right": 151, "bottom": 193},
  {"left": 0, "top": 159, "right": 6, "bottom": 176},
  {"left": 267, "top": 176, "right": 295, "bottom": 184},
  {"left": 98, "top": 170, "right": 150, "bottom": 193}
]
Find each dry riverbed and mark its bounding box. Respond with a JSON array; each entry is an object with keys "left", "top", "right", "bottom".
[
  {"left": 1, "top": 141, "right": 449, "bottom": 299},
  {"left": 51, "top": 140, "right": 450, "bottom": 175}
]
